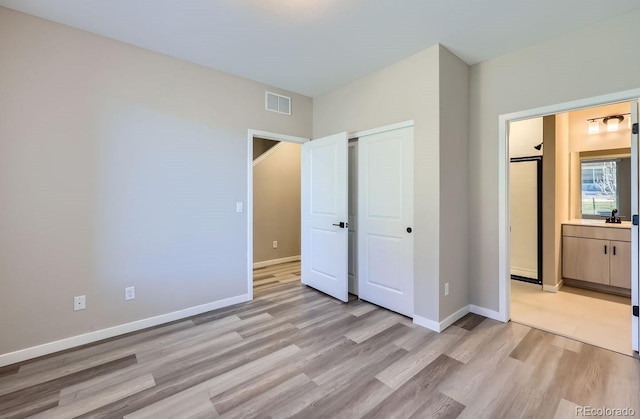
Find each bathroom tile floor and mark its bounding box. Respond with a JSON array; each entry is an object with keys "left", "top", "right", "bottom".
[{"left": 510, "top": 280, "right": 634, "bottom": 356}]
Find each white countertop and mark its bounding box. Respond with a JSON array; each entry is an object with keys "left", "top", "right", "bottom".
[{"left": 562, "top": 219, "right": 632, "bottom": 229}]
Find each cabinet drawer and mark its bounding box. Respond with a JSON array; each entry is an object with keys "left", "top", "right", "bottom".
[{"left": 562, "top": 225, "right": 630, "bottom": 242}]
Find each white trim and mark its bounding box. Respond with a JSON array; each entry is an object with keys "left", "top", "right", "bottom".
[
  {"left": 632, "top": 101, "right": 639, "bottom": 353},
  {"left": 253, "top": 255, "right": 301, "bottom": 269},
  {"left": 247, "top": 129, "right": 309, "bottom": 302},
  {"left": 498, "top": 88, "right": 640, "bottom": 325},
  {"left": 413, "top": 305, "right": 470, "bottom": 333},
  {"left": 414, "top": 304, "right": 504, "bottom": 333},
  {"left": 439, "top": 306, "right": 471, "bottom": 331},
  {"left": 249, "top": 129, "right": 307, "bottom": 145},
  {"left": 0, "top": 294, "right": 249, "bottom": 367},
  {"left": 412, "top": 314, "right": 441, "bottom": 332},
  {"left": 469, "top": 304, "right": 503, "bottom": 322},
  {"left": 542, "top": 280, "right": 563, "bottom": 293},
  {"left": 498, "top": 112, "right": 511, "bottom": 323},
  {"left": 253, "top": 142, "right": 284, "bottom": 167},
  {"left": 349, "top": 120, "right": 414, "bottom": 139}
]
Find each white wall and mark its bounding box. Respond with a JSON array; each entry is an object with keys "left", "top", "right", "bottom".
[
  {"left": 469, "top": 9, "right": 640, "bottom": 311},
  {"left": 554, "top": 113, "right": 570, "bottom": 287},
  {"left": 0, "top": 7, "right": 312, "bottom": 359},
  {"left": 541, "top": 116, "right": 558, "bottom": 288},
  {"left": 438, "top": 47, "right": 470, "bottom": 320},
  {"left": 509, "top": 118, "right": 543, "bottom": 158}
]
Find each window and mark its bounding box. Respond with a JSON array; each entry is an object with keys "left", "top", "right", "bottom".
[{"left": 581, "top": 159, "right": 626, "bottom": 218}]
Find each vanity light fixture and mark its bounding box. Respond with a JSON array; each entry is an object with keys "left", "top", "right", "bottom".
[
  {"left": 603, "top": 115, "right": 624, "bottom": 132},
  {"left": 586, "top": 113, "right": 630, "bottom": 134}
]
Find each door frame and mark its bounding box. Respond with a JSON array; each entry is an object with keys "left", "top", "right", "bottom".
[
  {"left": 347, "top": 140, "right": 359, "bottom": 295},
  {"left": 498, "top": 88, "right": 640, "bottom": 337},
  {"left": 247, "top": 129, "right": 309, "bottom": 300},
  {"left": 509, "top": 156, "right": 543, "bottom": 285}
]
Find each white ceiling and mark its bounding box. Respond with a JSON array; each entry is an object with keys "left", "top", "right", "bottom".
[{"left": 2, "top": 0, "right": 640, "bottom": 97}]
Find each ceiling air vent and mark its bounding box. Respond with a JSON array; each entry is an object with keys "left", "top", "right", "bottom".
[{"left": 265, "top": 91, "right": 291, "bottom": 115}]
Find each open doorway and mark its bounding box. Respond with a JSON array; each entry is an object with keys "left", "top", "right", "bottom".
[
  {"left": 247, "top": 130, "right": 361, "bottom": 302},
  {"left": 252, "top": 137, "right": 302, "bottom": 293},
  {"left": 508, "top": 102, "right": 634, "bottom": 355},
  {"left": 247, "top": 130, "right": 308, "bottom": 299}
]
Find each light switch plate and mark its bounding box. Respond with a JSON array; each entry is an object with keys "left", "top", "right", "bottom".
[{"left": 236, "top": 202, "right": 244, "bottom": 213}]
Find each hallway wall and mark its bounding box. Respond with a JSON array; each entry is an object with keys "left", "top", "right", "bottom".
[{"left": 253, "top": 142, "right": 301, "bottom": 264}]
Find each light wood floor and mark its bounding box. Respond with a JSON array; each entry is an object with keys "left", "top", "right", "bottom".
[
  {"left": 511, "top": 280, "right": 632, "bottom": 355},
  {"left": 1, "top": 262, "right": 639, "bottom": 418}
]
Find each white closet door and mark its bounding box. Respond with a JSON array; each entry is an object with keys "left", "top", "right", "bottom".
[
  {"left": 358, "top": 126, "right": 414, "bottom": 317},
  {"left": 301, "top": 132, "right": 349, "bottom": 302}
]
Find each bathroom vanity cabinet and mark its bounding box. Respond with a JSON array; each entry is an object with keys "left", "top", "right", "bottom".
[{"left": 562, "top": 222, "right": 631, "bottom": 293}]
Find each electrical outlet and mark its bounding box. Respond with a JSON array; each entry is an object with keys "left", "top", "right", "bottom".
[
  {"left": 125, "top": 286, "right": 136, "bottom": 301},
  {"left": 74, "top": 295, "right": 86, "bottom": 311},
  {"left": 444, "top": 283, "right": 449, "bottom": 296},
  {"left": 273, "top": 240, "right": 278, "bottom": 249}
]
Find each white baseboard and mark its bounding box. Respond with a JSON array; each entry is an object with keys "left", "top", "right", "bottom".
[
  {"left": 413, "top": 305, "right": 470, "bottom": 333},
  {"left": 439, "top": 306, "right": 471, "bottom": 331},
  {"left": 0, "top": 294, "right": 250, "bottom": 368},
  {"left": 412, "top": 314, "right": 441, "bottom": 332},
  {"left": 253, "top": 255, "right": 300, "bottom": 269},
  {"left": 542, "top": 280, "right": 563, "bottom": 293},
  {"left": 469, "top": 304, "right": 504, "bottom": 322}
]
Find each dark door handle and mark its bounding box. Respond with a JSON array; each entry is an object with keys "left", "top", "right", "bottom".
[
  {"left": 406, "top": 227, "right": 412, "bottom": 233},
  {"left": 613, "top": 246, "right": 617, "bottom": 256},
  {"left": 332, "top": 222, "right": 348, "bottom": 228},
  {"left": 604, "top": 245, "right": 607, "bottom": 255}
]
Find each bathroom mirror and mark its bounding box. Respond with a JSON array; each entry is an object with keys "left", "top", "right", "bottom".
[{"left": 580, "top": 150, "right": 631, "bottom": 220}]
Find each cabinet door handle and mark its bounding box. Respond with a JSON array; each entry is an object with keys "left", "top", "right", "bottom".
[
  {"left": 613, "top": 246, "right": 617, "bottom": 256},
  {"left": 604, "top": 245, "right": 607, "bottom": 255}
]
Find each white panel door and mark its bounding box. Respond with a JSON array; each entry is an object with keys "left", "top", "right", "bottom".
[
  {"left": 358, "top": 126, "right": 414, "bottom": 317},
  {"left": 301, "top": 132, "right": 349, "bottom": 302},
  {"left": 631, "top": 101, "right": 639, "bottom": 352}
]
